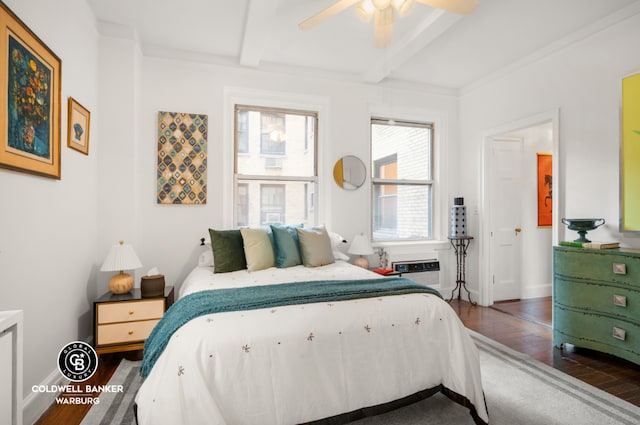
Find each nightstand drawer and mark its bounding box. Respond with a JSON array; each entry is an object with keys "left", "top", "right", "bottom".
[
  {"left": 97, "top": 299, "right": 164, "bottom": 324},
  {"left": 96, "top": 319, "right": 160, "bottom": 345}
]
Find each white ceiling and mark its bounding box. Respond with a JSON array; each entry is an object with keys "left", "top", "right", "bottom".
[{"left": 87, "top": 0, "right": 640, "bottom": 92}]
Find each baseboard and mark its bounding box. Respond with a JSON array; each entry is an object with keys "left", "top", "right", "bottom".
[
  {"left": 23, "top": 369, "right": 66, "bottom": 425},
  {"left": 521, "top": 283, "right": 552, "bottom": 299}
]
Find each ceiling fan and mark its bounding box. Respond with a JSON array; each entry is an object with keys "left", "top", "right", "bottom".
[{"left": 299, "top": 0, "right": 478, "bottom": 48}]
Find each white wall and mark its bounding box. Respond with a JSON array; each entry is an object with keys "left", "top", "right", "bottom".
[
  {"left": 105, "top": 54, "right": 462, "bottom": 293},
  {"left": 0, "top": 0, "right": 100, "bottom": 422},
  {"left": 459, "top": 12, "right": 640, "bottom": 300}
]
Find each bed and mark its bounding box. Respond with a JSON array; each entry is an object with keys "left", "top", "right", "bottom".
[{"left": 134, "top": 255, "right": 489, "bottom": 425}]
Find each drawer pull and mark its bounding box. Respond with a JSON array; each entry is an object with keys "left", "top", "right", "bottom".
[
  {"left": 613, "top": 263, "right": 627, "bottom": 275},
  {"left": 128, "top": 330, "right": 134, "bottom": 335},
  {"left": 613, "top": 327, "right": 626, "bottom": 341},
  {"left": 613, "top": 294, "right": 627, "bottom": 307},
  {"left": 129, "top": 310, "right": 134, "bottom": 315}
]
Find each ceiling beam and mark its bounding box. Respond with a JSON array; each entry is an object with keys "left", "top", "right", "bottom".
[
  {"left": 240, "top": 0, "right": 281, "bottom": 67},
  {"left": 363, "top": 9, "right": 461, "bottom": 83}
]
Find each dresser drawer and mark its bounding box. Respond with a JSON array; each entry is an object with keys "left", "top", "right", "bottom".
[
  {"left": 554, "top": 277, "right": 640, "bottom": 321},
  {"left": 554, "top": 308, "right": 640, "bottom": 355},
  {"left": 554, "top": 249, "right": 639, "bottom": 287},
  {"left": 96, "top": 319, "right": 160, "bottom": 346},
  {"left": 97, "top": 299, "right": 164, "bottom": 324}
]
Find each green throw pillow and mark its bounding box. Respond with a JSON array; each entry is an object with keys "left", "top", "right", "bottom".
[
  {"left": 209, "top": 228, "right": 247, "bottom": 273},
  {"left": 271, "top": 225, "right": 303, "bottom": 268}
]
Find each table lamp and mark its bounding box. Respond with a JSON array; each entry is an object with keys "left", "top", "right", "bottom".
[
  {"left": 100, "top": 240, "right": 142, "bottom": 294},
  {"left": 348, "top": 233, "right": 374, "bottom": 269}
]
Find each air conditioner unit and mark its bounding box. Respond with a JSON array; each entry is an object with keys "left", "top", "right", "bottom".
[{"left": 264, "top": 157, "right": 283, "bottom": 168}]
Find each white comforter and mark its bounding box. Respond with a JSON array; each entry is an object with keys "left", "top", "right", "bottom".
[{"left": 135, "top": 262, "right": 488, "bottom": 424}]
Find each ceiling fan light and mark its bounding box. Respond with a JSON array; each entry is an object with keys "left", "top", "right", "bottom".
[
  {"left": 356, "top": 0, "right": 374, "bottom": 22},
  {"left": 372, "top": 0, "right": 392, "bottom": 10},
  {"left": 393, "top": 0, "right": 416, "bottom": 16}
]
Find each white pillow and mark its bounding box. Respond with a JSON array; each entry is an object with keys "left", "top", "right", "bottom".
[
  {"left": 328, "top": 231, "right": 350, "bottom": 261},
  {"left": 198, "top": 247, "right": 214, "bottom": 267}
]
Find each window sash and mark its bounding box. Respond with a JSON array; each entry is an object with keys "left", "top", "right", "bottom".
[
  {"left": 234, "top": 104, "right": 318, "bottom": 228},
  {"left": 371, "top": 118, "right": 434, "bottom": 241}
]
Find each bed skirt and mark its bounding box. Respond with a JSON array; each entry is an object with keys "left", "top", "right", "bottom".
[{"left": 133, "top": 385, "right": 488, "bottom": 425}]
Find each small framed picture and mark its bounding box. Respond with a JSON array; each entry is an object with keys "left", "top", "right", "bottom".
[{"left": 67, "top": 97, "right": 90, "bottom": 155}]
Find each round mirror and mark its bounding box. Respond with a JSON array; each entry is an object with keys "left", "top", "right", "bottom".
[{"left": 333, "top": 155, "right": 366, "bottom": 190}]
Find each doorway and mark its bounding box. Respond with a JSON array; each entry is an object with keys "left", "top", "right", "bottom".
[{"left": 478, "top": 110, "right": 561, "bottom": 308}]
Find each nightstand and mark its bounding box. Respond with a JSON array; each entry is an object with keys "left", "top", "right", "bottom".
[{"left": 93, "top": 286, "right": 174, "bottom": 355}]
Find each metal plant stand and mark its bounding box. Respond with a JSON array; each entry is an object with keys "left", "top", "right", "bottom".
[{"left": 448, "top": 236, "right": 476, "bottom": 305}]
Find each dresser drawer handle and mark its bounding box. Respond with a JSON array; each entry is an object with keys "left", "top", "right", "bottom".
[
  {"left": 128, "top": 330, "right": 134, "bottom": 335},
  {"left": 613, "top": 327, "right": 626, "bottom": 341},
  {"left": 128, "top": 310, "right": 134, "bottom": 315},
  {"left": 613, "top": 263, "right": 627, "bottom": 275},
  {"left": 613, "top": 295, "right": 627, "bottom": 307}
]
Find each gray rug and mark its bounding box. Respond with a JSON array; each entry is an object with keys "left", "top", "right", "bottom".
[{"left": 81, "top": 331, "right": 640, "bottom": 424}]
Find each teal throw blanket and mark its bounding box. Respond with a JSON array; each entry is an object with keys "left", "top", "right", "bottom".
[{"left": 140, "top": 277, "right": 442, "bottom": 378}]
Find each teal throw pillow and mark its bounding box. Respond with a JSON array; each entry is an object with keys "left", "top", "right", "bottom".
[{"left": 270, "top": 224, "right": 302, "bottom": 268}]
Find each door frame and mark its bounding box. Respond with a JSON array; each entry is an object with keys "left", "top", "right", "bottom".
[{"left": 478, "top": 109, "right": 561, "bottom": 306}]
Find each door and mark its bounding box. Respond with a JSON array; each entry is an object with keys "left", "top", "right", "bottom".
[{"left": 490, "top": 138, "right": 523, "bottom": 301}]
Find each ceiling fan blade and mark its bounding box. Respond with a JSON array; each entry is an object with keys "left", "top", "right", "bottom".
[
  {"left": 299, "top": 0, "right": 362, "bottom": 30},
  {"left": 416, "top": 0, "right": 478, "bottom": 15}
]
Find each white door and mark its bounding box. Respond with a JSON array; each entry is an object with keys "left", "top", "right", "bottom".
[{"left": 490, "top": 138, "right": 523, "bottom": 302}]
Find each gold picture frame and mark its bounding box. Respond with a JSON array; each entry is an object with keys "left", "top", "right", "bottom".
[
  {"left": 0, "top": 2, "right": 62, "bottom": 179},
  {"left": 67, "top": 97, "right": 90, "bottom": 155}
]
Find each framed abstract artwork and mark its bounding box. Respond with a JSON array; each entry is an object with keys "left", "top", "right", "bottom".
[
  {"left": 0, "top": 2, "right": 62, "bottom": 179},
  {"left": 536, "top": 153, "right": 552, "bottom": 227},
  {"left": 621, "top": 72, "right": 640, "bottom": 233},
  {"left": 157, "top": 111, "right": 208, "bottom": 204},
  {"left": 67, "top": 97, "right": 90, "bottom": 155}
]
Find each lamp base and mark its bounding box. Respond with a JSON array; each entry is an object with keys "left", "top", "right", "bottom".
[
  {"left": 109, "top": 271, "right": 134, "bottom": 294},
  {"left": 354, "top": 256, "right": 369, "bottom": 269}
]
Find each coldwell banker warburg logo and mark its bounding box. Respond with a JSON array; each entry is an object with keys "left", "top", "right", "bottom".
[
  {"left": 32, "top": 341, "right": 124, "bottom": 405},
  {"left": 58, "top": 341, "right": 98, "bottom": 382}
]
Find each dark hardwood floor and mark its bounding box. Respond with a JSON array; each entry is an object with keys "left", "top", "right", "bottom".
[
  {"left": 35, "top": 297, "right": 640, "bottom": 424},
  {"left": 451, "top": 297, "right": 640, "bottom": 407}
]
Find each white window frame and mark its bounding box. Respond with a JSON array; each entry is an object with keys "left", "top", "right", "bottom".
[
  {"left": 368, "top": 105, "right": 449, "bottom": 246},
  {"left": 223, "top": 87, "right": 330, "bottom": 229}
]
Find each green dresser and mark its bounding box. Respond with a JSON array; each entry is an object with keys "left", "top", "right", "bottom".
[{"left": 553, "top": 246, "right": 640, "bottom": 365}]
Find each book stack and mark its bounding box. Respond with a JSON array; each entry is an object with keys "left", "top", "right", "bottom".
[{"left": 559, "top": 241, "right": 619, "bottom": 249}]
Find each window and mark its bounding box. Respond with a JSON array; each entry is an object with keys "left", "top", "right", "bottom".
[
  {"left": 260, "top": 184, "right": 285, "bottom": 224},
  {"left": 237, "top": 110, "right": 249, "bottom": 154},
  {"left": 236, "top": 183, "right": 249, "bottom": 226},
  {"left": 260, "top": 112, "right": 286, "bottom": 155},
  {"left": 234, "top": 105, "right": 317, "bottom": 227},
  {"left": 371, "top": 118, "right": 433, "bottom": 241}
]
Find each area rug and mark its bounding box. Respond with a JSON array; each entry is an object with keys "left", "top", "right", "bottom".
[{"left": 81, "top": 330, "right": 640, "bottom": 424}]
